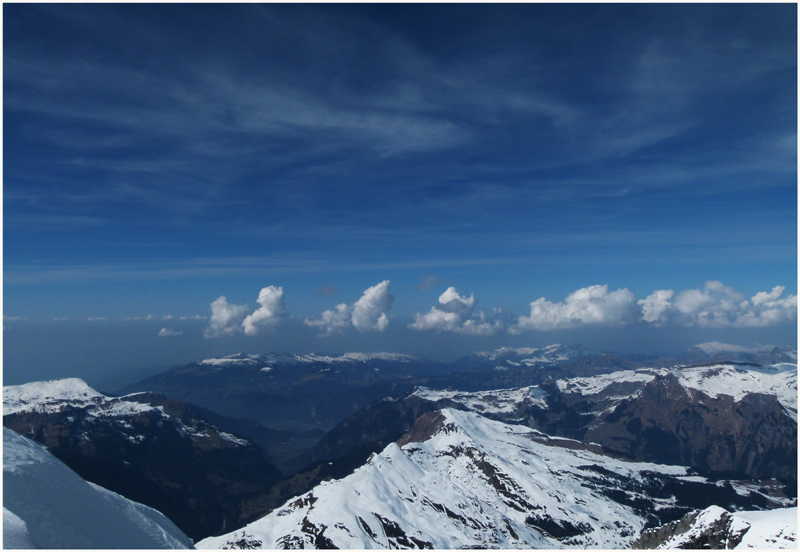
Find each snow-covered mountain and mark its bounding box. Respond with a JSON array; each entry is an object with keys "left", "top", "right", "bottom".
[
  {"left": 3, "top": 378, "right": 282, "bottom": 541},
  {"left": 198, "top": 408, "right": 781, "bottom": 550},
  {"left": 454, "top": 343, "right": 585, "bottom": 371},
  {"left": 685, "top": 342, "right": 797, "bottom": 366},
  {"left": 3, "top": 427, "right": 193, "bottom": 549},
  {"left": 295, "top": 361, "right": 798, "bottom": 486},
  {"left": 634, "top": 505, "right": 798, "bottom": 549},
  {"left": 197, "top": 351, "right": 424, "bottom": 369},
  {"left": 554, "top": 362, "right": 797, "bottom": 421}
]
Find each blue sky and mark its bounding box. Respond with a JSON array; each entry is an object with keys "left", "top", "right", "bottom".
[{"left": 3, "top": 4, "right": 797, "bottom": 383}]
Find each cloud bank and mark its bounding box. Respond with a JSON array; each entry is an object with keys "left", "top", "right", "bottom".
[
  {"left": 305, "top": 280, "right": 394, "bottom": 335},
  {"left": 409, "top": 287, "right": 501, "bottom": 335},
  {"left": 202, "top": 280, "right": 795, "bottom": 338},
  {"left": 158, "top": 328, "right": 183, "bottom": 337},
  {"left": 640, "top": 282, "right": 797, "bottom": 327}
]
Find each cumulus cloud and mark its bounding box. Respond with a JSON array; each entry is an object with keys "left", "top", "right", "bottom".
[
  {"left": 305, "top": 280, "right": 394, "bottom": 335},
  {"left": 352, "top": 281, "right": 394, "bottom": 332},
  {"left": 643, "top": 281, "right": 797, "bottom": 327},
  {"left": 204, "top": 296, "right": 249, "bottom": 338},
  {"left": 639, "top": 289, "right": 675, "bottom": 324},
  {"left": 409, "top": 287, "right": 501, "bottom": 335},
  {"left": 305, "top": 303, "right": 353, "bottom": 336},
  {"left": 242, "top": 286, "right": 288, "bottom": 336},
  {"left": 510, "top": 285, "right": 637, "bottom": 333},
  {"left": 158, "top": 328, "right": 183, "bottom": 337}
]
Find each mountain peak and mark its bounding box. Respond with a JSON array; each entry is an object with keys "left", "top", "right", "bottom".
[{"left": 4, "top": 378, "right": 105, "bottom": 416}]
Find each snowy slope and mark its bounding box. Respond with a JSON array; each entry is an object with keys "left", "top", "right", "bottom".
[
  {"left": 410, "top": 386, "right": 548, "bottom": 414},
  {"left": 461, "top": 343, "right": 584, "bottom": 371},
  {"left": 645, "top": 505, "right": 798, "bottom": 549},
  {"left": 197, "top": 408, "right": 742, "bottom": 550},
  {"left": 3, "top": 378, "right": 106, "bottom": 415},
  {"left": 554, "top": 362, "right": 797, "bottom": 420},
  {"left": 672, "top": 363, "right": 797, "bottom": 420},
  {"left": 4, "top": 378, "right": 250, "bottom": 446},
  {"left": 733, "top": 508, "right": 798, "bottom": 549},
  {"left": 3, "top": 427, "right": 193, "bottom": 549}
]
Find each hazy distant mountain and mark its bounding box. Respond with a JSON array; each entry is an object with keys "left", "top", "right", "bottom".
[
  {"left": 198, "top": 408, "right": 787, "bottom": 550},
  {"left": 117, "top": 352, "right": 448, "bottom": 440},
  {"left": 451, "top": 343, "right": 586, "bottom": 371},
  {"left": 3, "top": 378, "right": 282, "bottom": 541},
  {"left": 3, "top": 427, "right": 193, "bottom": 549},
  {"left": 683, "top": 342, "right": 797, "bottom": 366}
]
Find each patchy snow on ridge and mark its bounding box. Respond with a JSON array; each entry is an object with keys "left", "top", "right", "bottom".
[
  {"left": 674, "top": 363, "right": 797, "bottom": 421},
  {"left": 4, "top": 378, "right": 162, "bottom": 418},
  {"left": 4, "top": 378, "right": 105, "bottom": 415},
  {"left": 289, "top": 352, "right": 422, "bottom": 364},
  {"left": 199, "top": 353, "right": 263, "bottom": 366},
  {"left": 552, "top": 363, "right": 797, "bottom": 421},
  {"left": 3, "top": 428, "right": 193, "bottom": 549},
  {"left": 470, "top": 344, "right": 580, "bottom": 365},
  {"left": 198, "top": 408, "right": 699, "bottom": 550},
  {"left": 556, "top": 370, "right": 657, "bottom": 397},
  {"left": 411, "top": 386, "right": 548, "bottom": 414}
]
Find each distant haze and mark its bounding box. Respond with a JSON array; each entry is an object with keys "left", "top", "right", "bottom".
[{"left": 3, "top": 318, "right": 795, "bottom": 392}]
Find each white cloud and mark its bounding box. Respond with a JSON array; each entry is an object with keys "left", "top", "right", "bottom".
[
  {"left": 242, "top": 286, "right": 288, "bottom": 336},
  {"left": 640, "top": 281, "right": 797, "bottom": 327},
  {"left": 352, "top": 281, "right": 394, "bottom": 332},
  {"left": 305, "top": 280, "right": 394, "bottom": 335},
  {"left": 204, "top": 296, "right": 249, "bottom": 338},
  {"left": 409, "top": 286, "right": 500, "bottom": 335},
  {"left": 158, "top": 328, "right": 183, "bottom": 337},
  {"left": 180, "top": 315, "right": 206, "bottom": 320},
  {"left": 87, "top": 317, "right": 107, "bottom": 321},
  {"left": 510, "top": 285, "right": 637, "bottom": 333},
  {"left": 162, "top": 315, "right": 173, "bottom": 320},
  {"left": 305, "top": 303, "right": 352, "bottom": 336},
  {"left": 639, "top": 289, "right": 675, "bottom": 324}
]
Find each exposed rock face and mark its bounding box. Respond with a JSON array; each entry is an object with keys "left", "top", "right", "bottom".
[
  {"left": 576, "top": 374, "right": 797, "bottom": 483},
  {"left": 3, "top": 382, "right": 282, "bottom": 541},
  {"left": 290, "top": 364, "right": 797, "bottom": 489},
  {"left": 632, "top": 505, "right": 799, "bottom": 549},
  {"left": 197, "top": 409, "right": 783, "bottom": 550}
]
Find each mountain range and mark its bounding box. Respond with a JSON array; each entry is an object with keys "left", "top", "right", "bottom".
[{"left": 4, "top": 342, "right": 797, "bottom": 548}]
